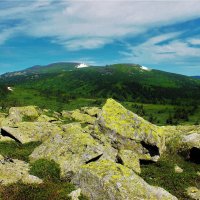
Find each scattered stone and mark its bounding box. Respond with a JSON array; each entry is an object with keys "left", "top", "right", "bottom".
[
  {"left": 174, "top": 165, "right": 183, "bottom": 173},
  {"left": 1, "top": 122, "right": 62, "bottom": 143},
  {"left": 68, "top": 188, "right": 81, "bottom": 200},
  {"left": 8, "top": 106, "right": 39, "bottom": 123},
  {"left": 187, "top": 187, "right": 200, "bottom": 200},
  {"left": 72, "top": 160, "right": 178, "bottom": 200},
  {"left": 71, "top": 109, "right": 96, "bottom": 124},
  {"left": 182, "top": 133, "right": 200, "bottom": 149},
  {"left": 62, "top": 108, "right": 97, "bottom": 124},
  {"left": 37, "top": 115, "right": 57, "bottom": 122},
  {"left": 80, "top": 107, "right": 101, "bottom": 116},
  {"left": 0, "top": 156, "right": 42, "bottom": 185}
]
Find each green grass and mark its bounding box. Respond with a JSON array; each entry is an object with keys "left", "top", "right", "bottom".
[
  {"left": 30, "top": 159, "right": 61, "bottom": 182},
  {"left": 140, "top": 154, "right": 200, "bottom": 200},
  {"left": 0, "top": 141, "right": 41, "bottom": 162},
  {"left": 0, "top": 182, "right": 76, "bottom": 200}
]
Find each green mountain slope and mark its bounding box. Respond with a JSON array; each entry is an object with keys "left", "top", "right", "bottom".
[{"left": 1, "top": 62, "right": 200, "bottom": 104}]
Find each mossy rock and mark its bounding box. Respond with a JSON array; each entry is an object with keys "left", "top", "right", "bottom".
[{"left": 72, "top": 160, "right": 178, "bottom": 200}]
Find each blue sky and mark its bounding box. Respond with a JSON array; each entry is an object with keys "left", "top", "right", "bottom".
[{"left": 0, "top": 0, "right": 200, "bottom": 75}]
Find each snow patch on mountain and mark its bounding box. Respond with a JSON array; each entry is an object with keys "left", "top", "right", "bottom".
[
  {"left": 76, "top": 63, "right": 89, "bottom": 68},
  {"left": 7, "top": 86, "right": 13, "bottom": 91},
  {"left": 141, "top": 66, "right": 151, "bottom": 71}
]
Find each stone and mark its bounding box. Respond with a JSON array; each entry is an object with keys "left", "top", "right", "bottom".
[
  {"left": 1, "top": 122, "right": 61, "bottom": 143},
  {"left": 174, "top": 165, "right": 183, "bottom": 173},
  {"left": 8, "top": 106, "right": 39, "bottom": 124},
  {"left": 80, "top": 107, "right": 101, "bottom": 116},
  {"left": 95, "top": 99, "right": 165, "bottom": 161},
  {"left": 0, "top": 156, "right": 42, "bottom": 185},
  {"left": 187, "top": 187, "right": 200, "bottom": 200},
  {"left": 72, "top": 160, "right": 178, "bottom": 200},
  {"left": 68, "top": 188, "right": 81, "bottom": 200},
  {"left": 71, "top": 109, "right": 96, "bottom": 124},
  {"left": 37, "top": 115, "right": 57, "bottom": 122},
  {"left": 182, "top": 133, "right": 200, "bottom": 148},
  {"left": 30, "top": 123, "right": 117, "bottom": 179},
  {"left": 117, "top": 149, "right": 141, "bottom": 174},
  {"left": 62, "top": 109, "right": 96, "bottom": 124}
]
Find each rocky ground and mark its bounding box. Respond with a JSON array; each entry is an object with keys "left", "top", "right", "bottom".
[{"left": 0, "top": 99, "right": 200, "bottom": 200}]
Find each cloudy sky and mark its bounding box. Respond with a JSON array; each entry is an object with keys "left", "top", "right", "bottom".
[{"left": 0, "top": 0, "right": 200, "bottom": 75}]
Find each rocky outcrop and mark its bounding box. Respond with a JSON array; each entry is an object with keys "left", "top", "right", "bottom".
[
  {"left": 30, "top": 123, "right": 117, "bottom": 179},
  {"left": 0, "top": 155, "right": 42, "bottom": 185},
  {"left": 2, "top": 99, "right": 198, "bottom": 199},
  {"left": 94, "top": 99, "right": 165, "bottom": 162},
  {"left": 72, "top": 160, "right": 178, "bottom": 200}
]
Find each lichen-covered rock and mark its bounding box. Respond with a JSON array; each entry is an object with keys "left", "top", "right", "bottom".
[
  {"left": 0, "top": 156, "right": 42, "bottom": 185},
  {"left": 163, "top": 125, "right": 200, "bottom": 152},
  {"left": 37, "top": 115, "right": 57, "bottom": 122},
  {"left": 0, "top": 114, "right": 6, "bottom": 127},
  {"left": 117, "top": 149, "right": 141, "bottom": 174},
  {"left": 71, "top": 109, "right": 96, "bottom": 124},
  {"left": 174, "top": 165, "right": 183, "bottom": 173},
  {"left": 182, "top": 133, "right": 200, "bottom": 148},
  {"left": 1, "top": 122, "right": 61, "bottom": 143},
  {"left": 8, "top": 106, "right": 39, "bottom": 123},
  {"left": 72, "top": 160, "right": 178, "bottom": 200},
  {"left": 95, "top": 99, "right": 165, "bottom": 161},
  {"left": 62, "top": 108, "right": 97, "bottom": 124},
  {"left": 187, "top": 187, "right": 200, "bottom": 200},
  {"left": 30, "top": 123, "right": 117, "bottom": 179},
  {"left": 68, "top": 188, "right": 81, "bottom": 200},
  {"left": 164, "top": 126, "right": 200, "bottom": 162},
  {"left": 80, "top": 107, "right": 101, "bottom": 116}
]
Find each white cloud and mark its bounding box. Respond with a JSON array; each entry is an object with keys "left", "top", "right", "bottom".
[
  {"left": 1, "top": 0, "right": 200, "bottom": 50},
  {"left": 188, "top": 38, "right": 200, "bottom": 45},
  {"left": 120, "top": 32, "right": 200, "bottom": 64}
]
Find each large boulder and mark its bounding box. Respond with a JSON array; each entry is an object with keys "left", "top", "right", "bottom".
[
  {"left": 94, "top": 99, "right": 165, "bottom": 161},
  {"left": 1, "top": 106, "right": 39, "bottom": 127},
  {"left": 72, "top": 160, "right": 178, "bottom": 200},
  {"left": 0, "top": 155, "right": 42, "bottom": 185},
  {"left": 30, "top": 123, "right": 117, "bottom": 179},
  {"left": 1, "top": 122, "right": 62, "bottom": 143}
]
